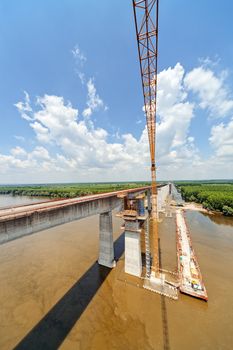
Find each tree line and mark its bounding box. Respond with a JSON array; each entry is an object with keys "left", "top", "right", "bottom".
[
  {"left": 0, "top": 182, "right": 150, "bottom": 199},
  {"left": 176, "top": 183, "right": 233, "bottom": 216}
]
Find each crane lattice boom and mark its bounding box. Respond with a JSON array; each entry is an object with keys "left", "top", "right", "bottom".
[{"left": 132, "top": 0, "right": 159, "bottom": 274}]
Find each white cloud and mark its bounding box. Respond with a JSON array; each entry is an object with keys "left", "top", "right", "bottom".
[
  {"left": 77, "top": 71, "right": 85, "bottom": 85},
  {"left": 82, "top": 107, "right": 92, "bottom": 118},
  {"left": 30, "top": 146, "right": 50, "bottom": 160},
  {"left": 156, "top": 63, "right": 197, "bottom": 173},
  {"left": 10, "top": 146, "right": 27, "bottom": 157},
  {"left": 7, "top": 63, "right": 197, "bottom": 181},
  {"left": 8, "top": 91, "right": 149, "bottom": 181},
  {"left": 82, "top": 78, "right": 107, "bottom": 117},
  {"left": 72, "top": 44, "right": 87, "bottom": 85},
  {"left": 30, "top": 121, "right": 50, "bottom": 143},
  {"left": 157, "top": 63, "right": 187, "bottom": 112},
  {"left": 209, "top": 118, "right": 233, "bottom": 158},
  {"left": 198, "top": 56, "right": 220, "bottom": 68},
  {"left": 184, "top": 66, "right": 233, "bottom": 118},
  {"left": 71, "top": 45, "right": 86, "bottom": 65},
  {"left": 14, "top": 91, "right": 33, "bottom": 121},
  {"left": 2, "top": 61, "right": 233, "bottom": 183}
]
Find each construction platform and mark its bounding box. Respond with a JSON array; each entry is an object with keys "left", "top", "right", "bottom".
[
  {"left": 176, "top": 209, "right": 208, "bottom": 301},
  {"left": 143, "top": 274, "right": 178, "bottom": 300}
]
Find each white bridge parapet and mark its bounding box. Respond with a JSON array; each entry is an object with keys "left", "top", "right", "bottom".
[{"left": 157, "top": 184, "right": 170, "bottom": 213}]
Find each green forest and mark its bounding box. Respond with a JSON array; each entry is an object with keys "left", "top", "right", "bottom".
[
  {"left": 176, "top": 182, "right": 233, "bottom": 216},
  {"left": 0, "top": 182, "right": 150, "bottom": 199}
]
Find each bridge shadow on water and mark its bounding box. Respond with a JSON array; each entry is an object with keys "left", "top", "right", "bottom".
[{"left": 14, "top": 233, "right": 125, "bottom": 350}]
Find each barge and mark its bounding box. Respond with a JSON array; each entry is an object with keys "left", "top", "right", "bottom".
[{"left": 176, "top": 209, "right": 208, "bottom": 301}]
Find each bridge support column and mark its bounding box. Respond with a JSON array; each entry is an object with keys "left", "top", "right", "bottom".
[
  {"left": 98, "top": 211, "right": 116, "bottom": 268},
  {"left": 125, "top": 230, "right": 142, "bottom": 277}
]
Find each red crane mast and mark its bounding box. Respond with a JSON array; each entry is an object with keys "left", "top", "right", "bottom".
[{"left": 132, "top": 0, "right": 159, "bottom": 274}]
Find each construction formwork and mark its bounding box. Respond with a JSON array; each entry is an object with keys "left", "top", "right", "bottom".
[
  {"left": 117, "top": 187, "right": 178, "bottom": 300},
  {"left": 117, "top": 192, "right": 149, "bottom": 278}
]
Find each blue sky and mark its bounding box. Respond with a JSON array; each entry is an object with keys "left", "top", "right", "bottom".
[{"left": 0, "top": 0, "right": 232, "bottom": 183}]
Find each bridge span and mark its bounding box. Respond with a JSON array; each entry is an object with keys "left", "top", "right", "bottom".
[{"left": 0, "top": 184, "right": 170, "bottom": 269}]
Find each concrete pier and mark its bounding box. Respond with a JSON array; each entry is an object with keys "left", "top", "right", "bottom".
[
  {"left": 98, "top": 211, "right": 116, "bottom": 268},
  {"left": 121, "top": 184, "right": 171, "bottom": 278},
  {"left": 125, "top": 230, "right": 142, "bottom": 277}
]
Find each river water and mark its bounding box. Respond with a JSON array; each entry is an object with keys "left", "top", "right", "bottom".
[
  {"left": 0, "top": 194, "right": 49, "bottom": 208},
  {"left": 0, "top": 196, "right": 233, "bottom": 349}
]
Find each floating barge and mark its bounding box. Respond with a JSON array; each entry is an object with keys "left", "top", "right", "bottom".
[{"left": 176, "top": 209, "right": 208, "bottom": 301}]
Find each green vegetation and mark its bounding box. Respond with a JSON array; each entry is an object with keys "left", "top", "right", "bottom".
[
  {"left": 0, "top": 182, "right": 150, "bottom": 199},
  {"left": 175, "top": 182, "right": 233, "bottom": 216}
]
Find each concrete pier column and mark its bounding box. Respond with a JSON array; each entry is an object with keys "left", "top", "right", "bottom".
[
  {"left": 98, "top": 211, "right": 116, "bottom": 268},
  {"left": 125, "top": 230, "right": 142, "bottom": 277}
]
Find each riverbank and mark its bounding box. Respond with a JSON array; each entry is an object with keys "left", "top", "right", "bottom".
[
  {"left": 175, "top": 182, "right": 233, "bottom": 217},
  {"left": 181, "top": 201, "right": 233, "bottom": 218},
  {"left": 183, "top": 202, "right": 213, "bottom": 214}
]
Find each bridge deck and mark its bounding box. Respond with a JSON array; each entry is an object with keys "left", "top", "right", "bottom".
[{"left": 0, "top": 186, "right": 150, "bottom": 221}]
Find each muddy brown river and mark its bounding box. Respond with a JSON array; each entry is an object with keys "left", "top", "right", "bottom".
[
  {"left": 0, "top": 197, "right": 233, "bottom": 349},
  {"left": 0, "top": 195, "right": 49, "bottom": 208}
]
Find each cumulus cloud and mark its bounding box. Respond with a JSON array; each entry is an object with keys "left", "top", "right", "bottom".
[
  {"left": 8, "top": 63, "right": 198, "bottom": 181},
  {"left": 184, "top": 66, "right": 233, "bottom": 118},
  {"left": 209, "top": 118, "right": 233, "bottom": 158},
  {"left": 157, "top": 63, "right": 187, "bottom": 112},
  {"left": 9, "top": 92, "right": 149, "bottom": 181},
  {"left": 10, "top": 146, "right": 27, "bottom": 157},
  {"left": 2, "top": 61, "right": 232, "bottom": 183},
  {"left": 156, "top": 63, "right": 198, "bottom": 173}
]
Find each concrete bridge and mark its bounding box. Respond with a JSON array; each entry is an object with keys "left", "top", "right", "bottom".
[{"left": 0, "top": 184, "right": 170, "bottom": 268}]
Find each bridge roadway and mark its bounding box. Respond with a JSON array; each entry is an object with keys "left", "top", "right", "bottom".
[
  {"left": 0, "top": 186, "right": 151, "bottom": 221},
  {"left": 0, "top": 186, "right": 155, "bottom": 267}
]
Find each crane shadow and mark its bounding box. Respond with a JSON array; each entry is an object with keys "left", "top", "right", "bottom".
[
  {"left": 158, "top": 238, "right": 171, "bottom": 350},
  {"left": 14, "top": 233, "right": 125, "bottom": 350}
]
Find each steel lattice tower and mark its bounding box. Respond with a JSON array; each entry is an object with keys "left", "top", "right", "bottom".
[{"left": 132, "top": 0, "right": 159, "bottom": 274}]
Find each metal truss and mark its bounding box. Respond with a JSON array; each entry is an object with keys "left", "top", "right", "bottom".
[{"left": 132, "top": 0, "right": 160, "bottom": 274}]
